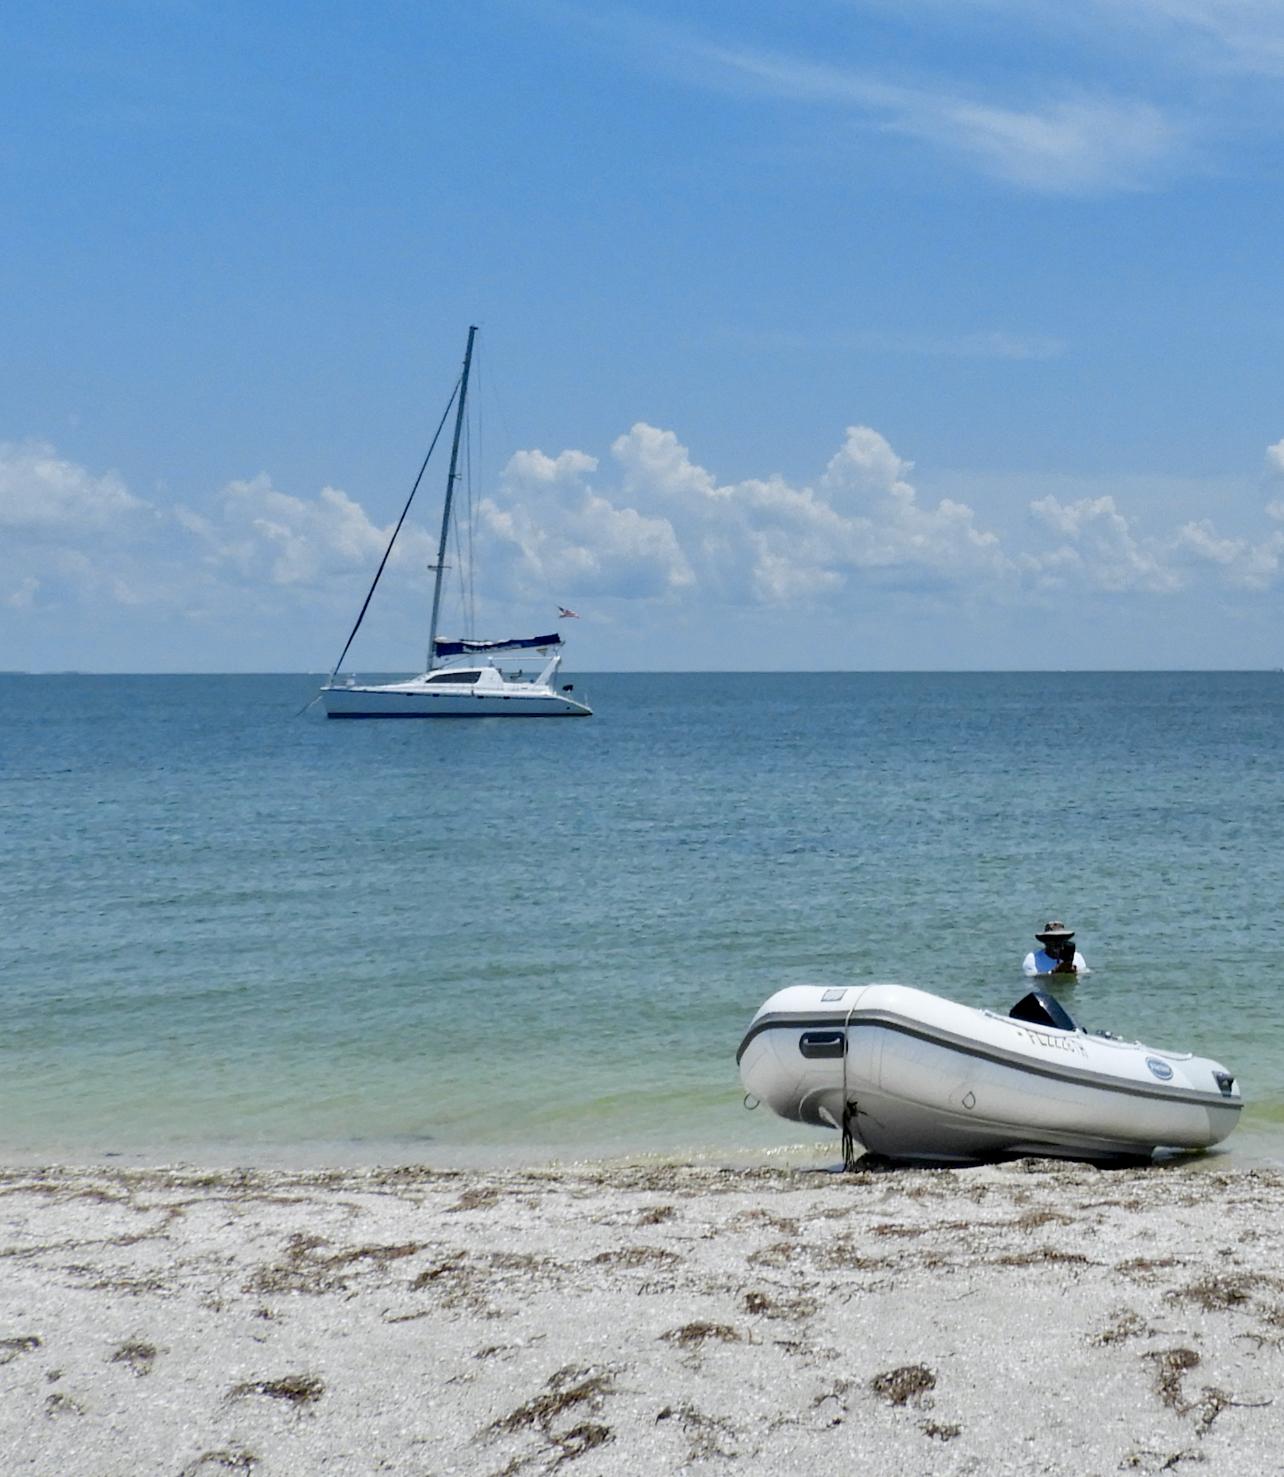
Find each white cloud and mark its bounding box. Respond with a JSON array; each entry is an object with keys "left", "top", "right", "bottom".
[
  {"left": 0, "top": 440, "right": 158, "bottom": 612},
  {"left": 504, "top": 448, "right": 599, "bottom": 485},
  {"left": 1173, "top": 518, "right": 1284, "bottom": 589},
  {"left": 489, "top": 422, "right": 1006, "bottom": 610},
  {"left": 5, "top": 433, "right": 1283, "bottom": 651},
  {"left": 179, "top": 474, "right": 432, "bottom": 589},
  {"left": 485, "top": 444, "right": 693, "bottom": 599},
  {"left": 1025, "top": 494, "right": 1183, "bottom": 592},
  {"left": 634, "top": 24, "right": 1188, "bottom": 193},
  {"left": 1266, "top": 438, "right": 1284, "bottom": 475},
  {"left": 1098, "top": 0, "right": 1284, "bottom": 77},
  {"left": 0, "top": 439, "right": 146, "bottom": 535},
  {"left": 892, "top": 93, "right": 1178, "bottom": 194}
]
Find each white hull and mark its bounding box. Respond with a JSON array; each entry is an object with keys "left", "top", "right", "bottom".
[
  {"left": 321, "top": 684, "right": 590, "bottom": 718},
  {"left": 738, "top": 983, "right": 1242, "bottom": 1163},
  {"left": 321, "top": 658, "right": 591, "bottom": 719}
]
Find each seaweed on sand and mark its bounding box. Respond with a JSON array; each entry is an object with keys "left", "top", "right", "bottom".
[
  {"left": 660, "top": 1321, "right": 740, "bottom": 1347},
  {"left": 870, "top": 1364, "right": 937, "bottom": 1407},
  {"left": 228, "top": 1374, "right": 325, "bottom": 1407}
]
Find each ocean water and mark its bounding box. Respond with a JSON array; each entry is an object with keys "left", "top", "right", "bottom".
[{"left": 2, "top": 671, "right": 1282, "bottom": 1166}]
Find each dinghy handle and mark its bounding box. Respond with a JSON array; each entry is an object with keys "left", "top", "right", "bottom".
[{"left": 799, "top": 1030, "right": 847, "bottom": 1059}]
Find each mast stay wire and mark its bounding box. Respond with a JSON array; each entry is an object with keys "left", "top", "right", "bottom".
[{"left": 324, "top": 377, "right": 461, "bottom": 683}]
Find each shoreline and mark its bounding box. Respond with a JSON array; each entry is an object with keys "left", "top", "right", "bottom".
[
  {"left": 4, "top": 1157, "right": 1284, "bottom": 1473},
  {"left": 0, "top": 1112, "right": 1278, "bottom": 1175}
]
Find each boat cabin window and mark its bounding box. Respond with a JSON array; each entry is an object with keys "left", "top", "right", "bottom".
[{"left": 424, "top": 670, "right": 482, "bottom": 685}]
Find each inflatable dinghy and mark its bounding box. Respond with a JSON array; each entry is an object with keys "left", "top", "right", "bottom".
[{"left": 737, "top": 983, "right": 1242, "bottom": 1163}]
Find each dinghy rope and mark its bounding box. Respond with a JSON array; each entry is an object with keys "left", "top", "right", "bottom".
[{"left": 841, "top": 1001, "right": 859, "bottom": 1172}]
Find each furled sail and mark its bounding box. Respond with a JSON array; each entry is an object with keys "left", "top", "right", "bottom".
[{"left": 432, "top": 632, "right": 563, "bottom": 659}]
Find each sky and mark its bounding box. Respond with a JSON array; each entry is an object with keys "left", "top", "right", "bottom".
[{"left": 4, "top": 0, "right": 1284, "bottom": 672}]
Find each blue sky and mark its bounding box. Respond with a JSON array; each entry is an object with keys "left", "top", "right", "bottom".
[{"left": 4, "top": 0, "right": 1284, "bottom": 671}]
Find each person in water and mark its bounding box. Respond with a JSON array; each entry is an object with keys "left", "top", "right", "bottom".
[{"left": 1023, "top": 921, "right": 1089, "bottom": 977}]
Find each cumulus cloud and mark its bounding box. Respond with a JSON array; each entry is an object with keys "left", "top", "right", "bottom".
[
  {"left": 180, "top": 474, "right": 426, "bottom": 588},
  {"left": 485, "top": 441, "right": 692, "bottom": 600},
  {"left": 1025, "top": 494, "right": 1182, "bottom": 592},
  {"left": 0, "top": 443, "right": 434, "bottom": 618},
  {"left": 486, "top": 421, "right": 1006, "bottom": 610},
  {"left": 5, "top": 430, "right": 1284, "bottom": 640},
  {"left": 0, "top": 440, "right": 158, "bottom": 611},
  {"left": 0, "top": 439, "right": 146, "bottom": 535},
  {"left": 1173, "top": 519, "right": 1284, "bottom": 589}
]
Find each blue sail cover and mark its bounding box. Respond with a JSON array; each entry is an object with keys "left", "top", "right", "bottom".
[{"left": 433, "top": 632, "right": 563, "bottom": 658}]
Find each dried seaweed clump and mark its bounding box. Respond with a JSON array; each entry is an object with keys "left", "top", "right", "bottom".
[
  {"left": 591, "top": 1246, "right": 679, "bottom": 1270},
  {"left": 180, "top": 1451, "right": 259, "bottom": 1476},
  {"left": 660, "top": 1322, "right": 741, "bottom": 1348},
  {"left": 1147, "top": 1348, "right": 1201, "bottom": 1412},
  {"left": 411, "top": 1251, "right": 467, "bottom": 1289},
  {"left": 655, "top": 1403, "right": 739, "bottom": 1461},
  {"left": 549, "top": 1422, "right": 612, "bottom": 1463},
  {"left": 110, "top": 1340, "right": 157, "bottom": 1376},
  {"left": 229, "top": 1374, "right": 325, "bottom": 1407},
  {"left": 742, "top": 1289, "right": 818, "bottom": 1320},
  {"left": 247, "top": 1234, "right": 423, "bottom": 1297},
  {"left": 871, "top": 1364, "right": 937, "bottom": 1407},
  {"left": 1092, "top": 1311, "right": 1150, "bottom": 1346},
  {"left": 921, "top": 1421, "right": 961, "bottom": 1441},
  {"left": 447, "top": 1186, "right": 500, "bottom": 1213},
  {"left": 637, "top": 1204, "right": 676, "bottom": 1226},
  {"left": 1168, "top": 1274, "right": 1255, "bottom": 1312},
  {"left": 491, "top": 1363, "right": 616, "bottom": 1467},
  {"left": 493, "top": 1365, "right": 614, "bottom": 1436},
  {"left": 994, "top": 1247, "right": 1090, "bottom": 1268},
  {"left": 0, "top": 1335, "right": 41, "bottom": 1366}
]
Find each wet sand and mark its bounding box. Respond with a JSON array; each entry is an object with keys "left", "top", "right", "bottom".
[{"left": 3, "top": 1157, "right": 1283, "bottom": 1474}]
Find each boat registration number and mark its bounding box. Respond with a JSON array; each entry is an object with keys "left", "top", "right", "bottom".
[{"left": 1016, "top": 1027, "right": 1086, "bottom": 1056}]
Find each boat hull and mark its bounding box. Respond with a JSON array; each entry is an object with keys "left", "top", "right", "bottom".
[
  {"left": 321, "top": 685, "right": 591, "bottom": 718},
  {"left": 738, "top": 983, "right": 1242, "bottom": 1163}
]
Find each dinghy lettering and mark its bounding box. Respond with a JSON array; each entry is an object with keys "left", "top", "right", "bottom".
[{"left": 1015, "top": 1027, "right": 1085, "bottom": 1054}]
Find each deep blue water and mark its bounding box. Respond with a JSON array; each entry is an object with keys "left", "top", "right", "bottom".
[{"left": 2, "top": 671, "right": 1281, "bottom": 1164}]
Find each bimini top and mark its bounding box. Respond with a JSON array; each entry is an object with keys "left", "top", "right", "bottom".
[{"left": 432, "top": 632, "right": 563, "bottom": 659}]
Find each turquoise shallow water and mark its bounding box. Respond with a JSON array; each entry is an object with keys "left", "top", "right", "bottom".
[{"left": 2, "top": 671, "right": 1281, "bottom": 1165}]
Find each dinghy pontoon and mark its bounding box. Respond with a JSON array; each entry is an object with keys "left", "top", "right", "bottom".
[{"left": 737, "top": 983, "right": 1242, "bottom": 1163}]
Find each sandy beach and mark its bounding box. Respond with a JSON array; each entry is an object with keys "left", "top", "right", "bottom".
[{"left": 2, "top": 1156, "right": 1283, "bottom": 1475}]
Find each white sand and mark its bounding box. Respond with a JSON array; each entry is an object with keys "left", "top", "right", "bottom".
[{"left": 3, "top": 1157, "right": 1283, "bottom": 1475}]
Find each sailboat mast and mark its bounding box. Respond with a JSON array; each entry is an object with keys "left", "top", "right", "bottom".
[{"left": 426, "top": 325, "right": 478, "bottom": 671}]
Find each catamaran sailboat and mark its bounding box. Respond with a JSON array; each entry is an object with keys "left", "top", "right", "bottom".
[{"left": 320, "top": 327, "right": 591, "bottom": 719}]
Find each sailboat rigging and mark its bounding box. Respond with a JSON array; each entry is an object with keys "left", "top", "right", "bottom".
[{"left": 319, "top": 327, "right": 591, "bottom": 718}]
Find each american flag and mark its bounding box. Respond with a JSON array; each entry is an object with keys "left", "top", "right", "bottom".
[{"left": 557, "top": 606, "right": 579, "bottom": 619}]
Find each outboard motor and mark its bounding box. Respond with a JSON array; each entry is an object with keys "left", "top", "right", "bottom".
[{"left": 1009, "top": 990, "right": 1079, "bottom": 1032}]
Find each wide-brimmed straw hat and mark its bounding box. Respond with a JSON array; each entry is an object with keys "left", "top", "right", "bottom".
[{"left": 1035, "top": 920, "right": 1075, "bottom": 943}]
